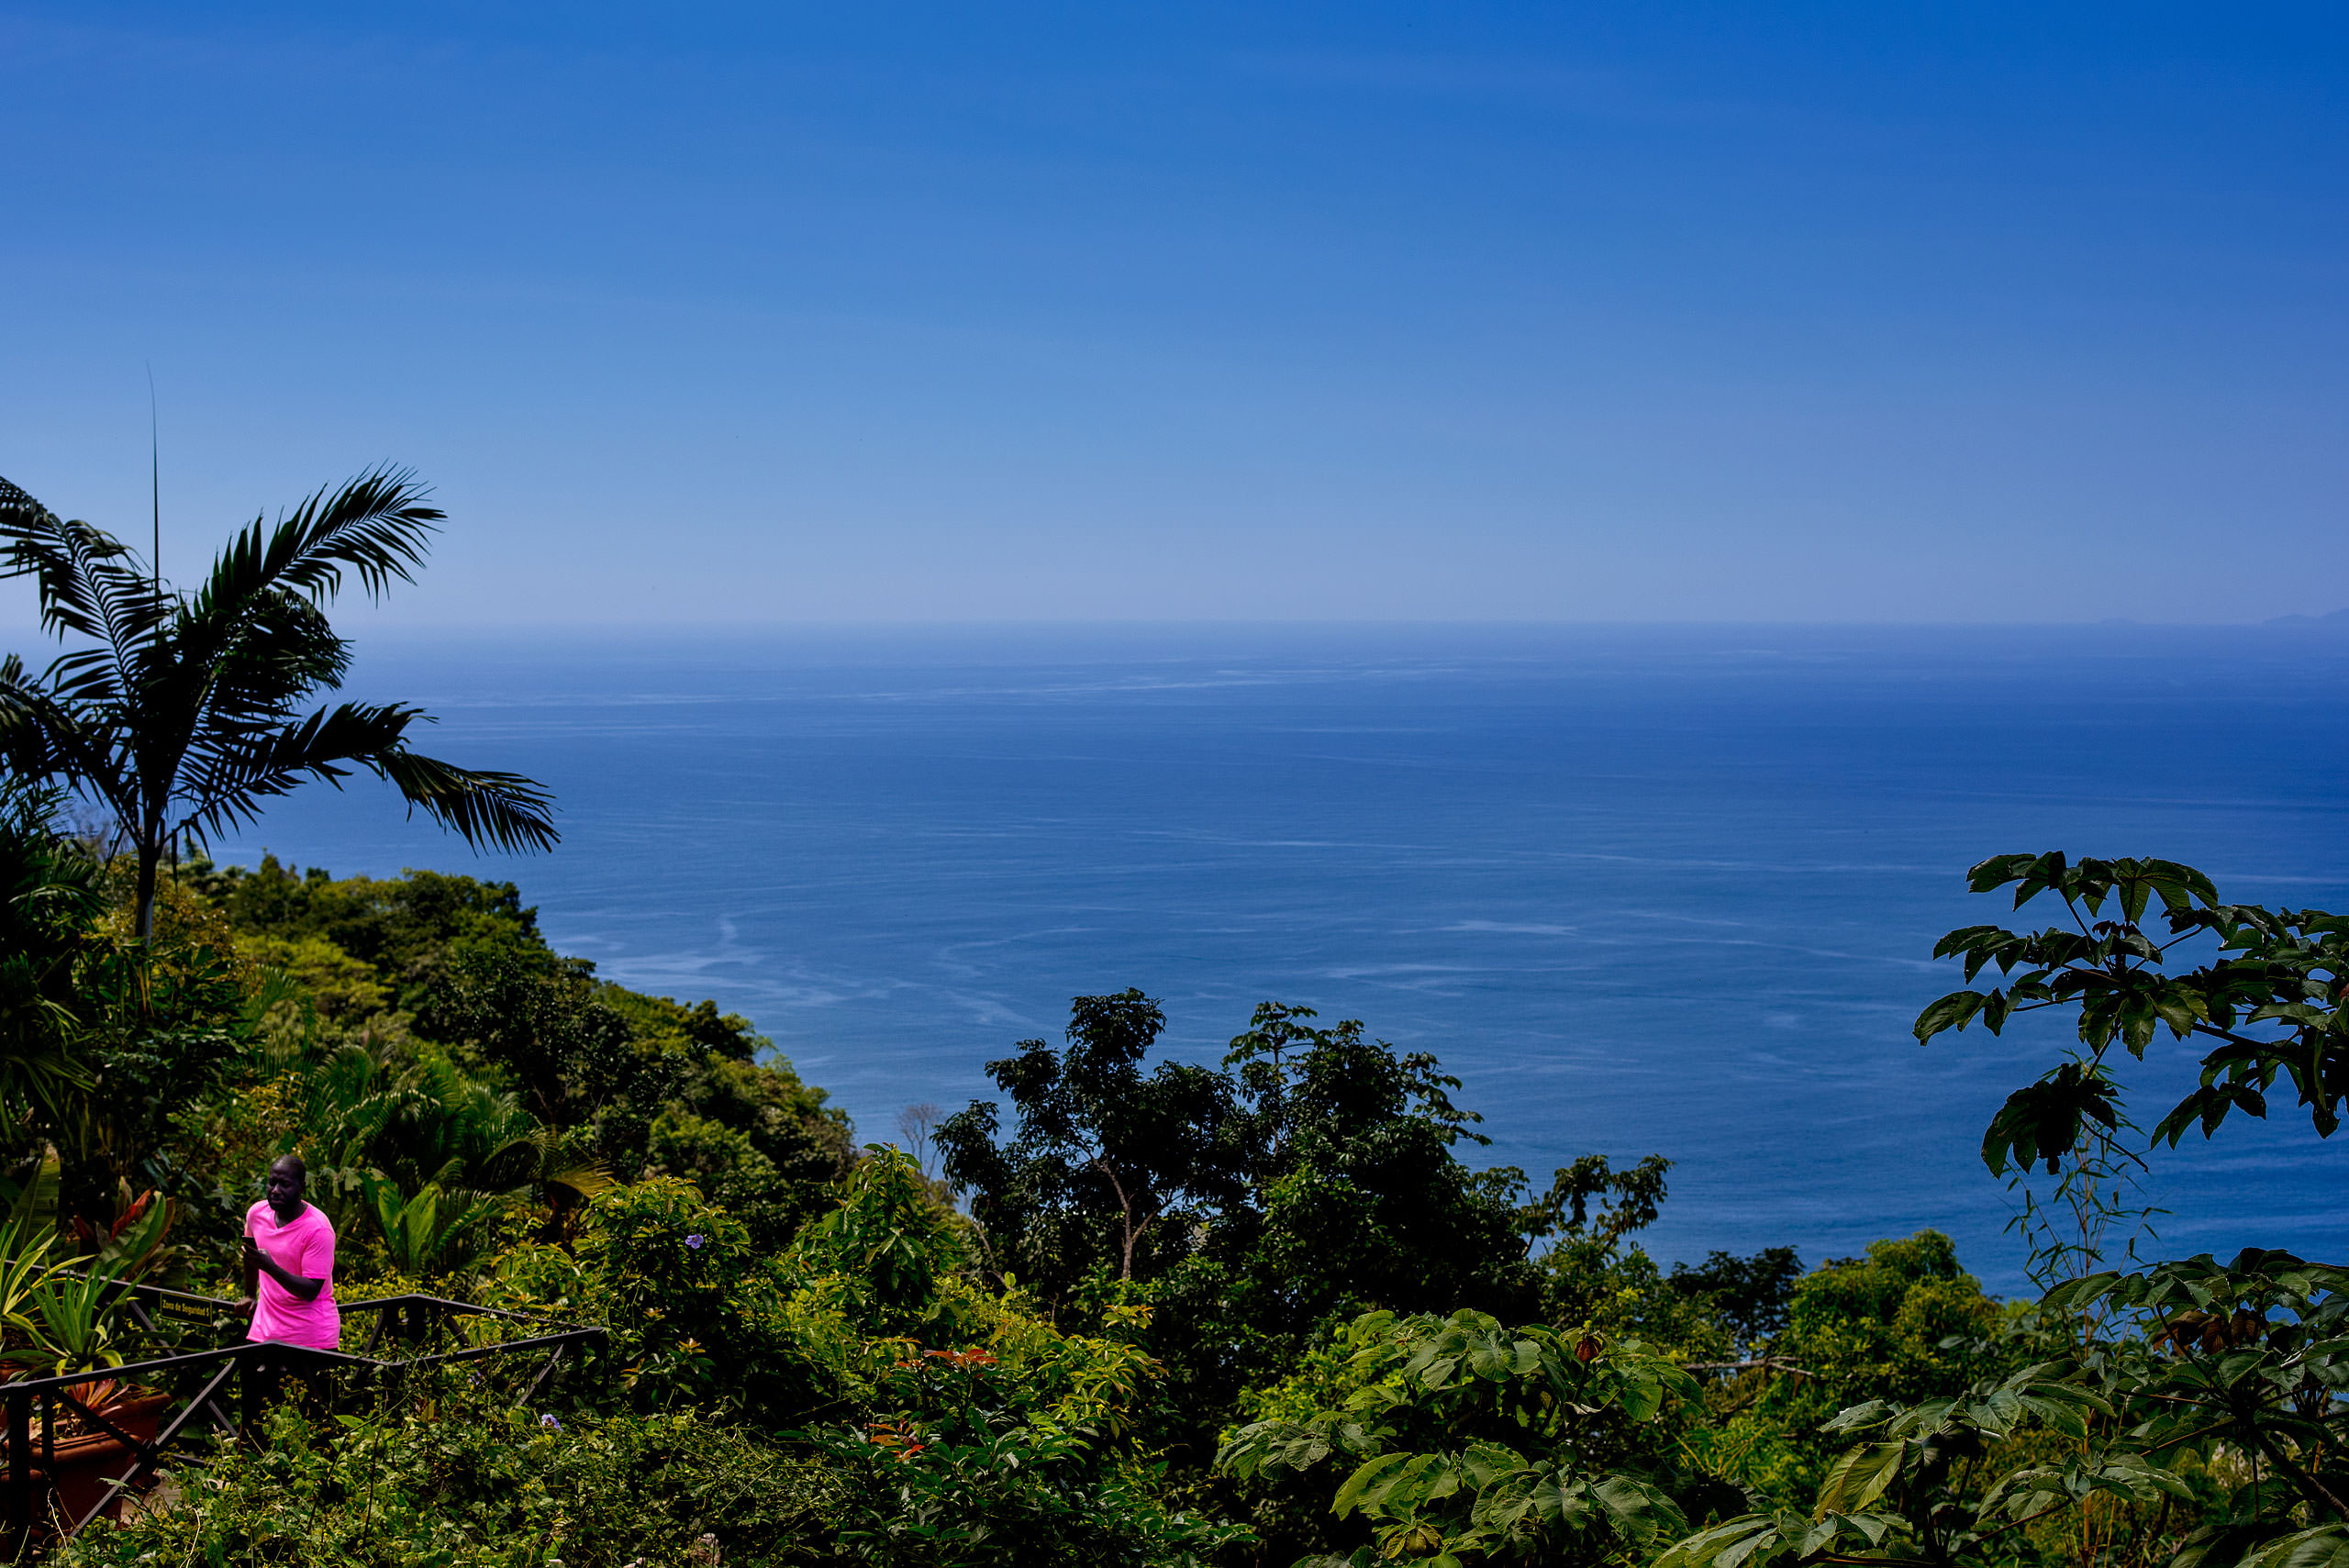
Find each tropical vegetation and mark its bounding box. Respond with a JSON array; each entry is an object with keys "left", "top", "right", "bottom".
[{"left": 0, "top": 476, "right": 2337, "bottom": 1566}]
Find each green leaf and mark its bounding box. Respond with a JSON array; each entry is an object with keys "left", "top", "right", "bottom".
[
  {"left": 2240, "top": 1527, "right": 2349, "bottom": 1568},
  {"left": 1332, "top": 1451, "right": 1411, "bottom": 1519},
  {"left": 1816, "top": 1441, "right": 1905, "bottom": 1516},
  {"left": 1914, "top": 990, "right": 1988, "bottom": 1042}
]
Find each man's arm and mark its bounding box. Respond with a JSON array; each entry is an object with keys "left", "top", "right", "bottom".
[{"left": 249, "top": 1241, "right": 326, "bottom": 1303}]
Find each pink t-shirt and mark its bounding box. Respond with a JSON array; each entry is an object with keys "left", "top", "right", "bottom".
[{"left": 245, "top": 1199, "right": 340, "bottom": 1350}]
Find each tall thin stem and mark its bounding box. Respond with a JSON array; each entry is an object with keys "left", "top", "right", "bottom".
[{"left": 145, "top": 365, "right": 159, "bottom": 595}]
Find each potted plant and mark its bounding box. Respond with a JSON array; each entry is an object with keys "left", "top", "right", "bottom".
[{"left": 4, "top": 1197, "right": 181, "bottom": 1528}]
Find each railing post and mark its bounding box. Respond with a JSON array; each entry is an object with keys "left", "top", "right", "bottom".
[
  {"left": 239, "top": 1347, "right": 262, "bottom": 1440},
  {"left": 6, "top": 1390, "right": 28, "bottom": 1535}
]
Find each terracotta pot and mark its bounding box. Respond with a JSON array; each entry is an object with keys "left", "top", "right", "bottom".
[{"left": 39, "top": 1391, "right": 175, "bottom": 1527}]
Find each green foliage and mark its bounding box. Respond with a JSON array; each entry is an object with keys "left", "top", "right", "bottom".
[
  {"left": 797, "top": 1311, "right": 1249, "bottom": 1566},
  {"left": 574, "top": 1176, "right": 759, "bottom": 1409},
  {"left": 21, "top": 1263, "right": 128, "bottom": 1372},
  {"left": 364, "top": 1177, "right": 500, "bottom": 1278},
  {"left": 1667, "top": 1248, "right": 1806, "bottom": 1355},
  {"left": 427, "top": 949, "right": 654, "bottom": 1132},
  {"left": 1917, "top": 851, "right": 2349, "bottom": 1156},
  {"left": 1666, "top": 1248, "right": 2349, "bottom": 1568},
  {"left": 790, "top": 1147, "right": 970, "bottom": 1335},
  {"left": 1761, "top": 1232, "right": 2007, "bottom": 1439},
  {"left": 941, "top": 995, "right": 1546, "bottom": 1483},
  {"left": 55, "top": 870, "right": 258, "bottom": 1235},
  {"left": 1221, "top": 1308, "right": 1709, "bottom": 1568},
  {"left": 810, "top": 1414, "right": 1245, "bottom": 1567},
  {"left": 195, "top": 852, "right": 553, "bottom": 1018},
  {"left": 1659, "top": 1360, "right": 2141, "bottom": 1568},
  {"left": 1211, "top": 1002, "right": 1534, "bottom": 1343},
  {"left": 0, "top": 778, "right": 100, "bottom": 1122},
  {"left": 936, "top": 989, "right": 1241, "bottom": 1300},
  {"left": 2039, "top": 1251, "right": 2349, "bottom": 1568},
  {"left": 58, "top": 1379, "right": 833, "bottom": 1567},
  {"left": 192, "top": 859, "right": 850, "bottom": 1273},
  {"left": 1529, "top": 1154, "right": 1696, "bottom": 1347}
]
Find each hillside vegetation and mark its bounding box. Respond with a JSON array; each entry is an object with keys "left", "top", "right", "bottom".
[{"left": 0, "top": 801, "right": 2334, "bottom": 1567}]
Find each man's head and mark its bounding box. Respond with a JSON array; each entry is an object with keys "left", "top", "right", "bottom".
[{"left": 265, "top": 1154, "right": 307, "bottom": 1219}]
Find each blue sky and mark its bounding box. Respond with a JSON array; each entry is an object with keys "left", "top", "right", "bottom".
[{"left": 2, "top": 2, "right": 2343, "bottom": 624}]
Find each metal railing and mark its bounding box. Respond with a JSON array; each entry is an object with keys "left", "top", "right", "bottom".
[{"left": 1, "top": 1275, "right": 603, "bottom": 1543}]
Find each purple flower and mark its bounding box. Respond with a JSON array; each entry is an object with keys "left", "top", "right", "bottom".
[
  {"left": 540, "top": 1414, "right": 562, "bottom": 1430},
  {"left": 685, "top": 1233, "right": 706, "bottom": 1250}
]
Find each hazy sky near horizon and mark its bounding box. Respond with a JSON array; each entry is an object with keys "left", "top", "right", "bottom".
[{"left": 2, "top": 3, "right": 2344, "bottom": 628}]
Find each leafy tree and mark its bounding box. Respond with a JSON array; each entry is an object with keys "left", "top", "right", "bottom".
[
  {"left": 0, "top": 469, "right": 554, "bottom": 940},
  {"left": 935, "top": 989, "right": 1242, "bottom": 1301},
  {"left": 428, "top": 949, "right": 655, "bottom": 1129},
  {"left": 941, "top": 994, "right": 1553, "bottom": 1505},
  {"left": 1515, "top": 1159, "right": 1800, "bottom": 1362},
  {"left": 603, "top": 985, "right": 856, "bottom": 1243},
  {"left": 1210, "top": 1003, "right": 1538, "bottom": 1344},
  {"left": 938, "top": 996, "right": 1542, "bottom": 1347},
  {"left": 1665, "top": 1246, "right": 1806, "bottom": 1357},
  {"left": 1755, "top": 1233, "right": 2006, "bottom": 1440},
  {"left": 1528, "top": 1152, "right": 1676, "bottom": 1337}
]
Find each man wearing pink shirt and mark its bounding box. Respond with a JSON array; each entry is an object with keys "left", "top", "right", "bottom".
[{"left": 242, "top": 1154, "right": 340, "bottom": 1351}]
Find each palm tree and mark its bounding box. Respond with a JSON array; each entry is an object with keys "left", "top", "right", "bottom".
[{"left": 0, "top": 468, "right": 556, "bottom": 939}]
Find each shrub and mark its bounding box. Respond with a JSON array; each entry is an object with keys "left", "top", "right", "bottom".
[
  {"left": 573, "top": 1177, "right": 766, "bottom": 1411},
  {"left": 59, "top": 1376, "right": 834, "bottom": 1567}
]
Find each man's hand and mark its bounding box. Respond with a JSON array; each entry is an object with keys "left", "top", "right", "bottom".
[{"left": 241, "top": 1235, "right": 326, "bottom": 1303}]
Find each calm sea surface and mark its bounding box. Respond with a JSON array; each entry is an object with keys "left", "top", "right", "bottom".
[{"left": 208, "top": 624, "right": 2349, "bottom": 1291}]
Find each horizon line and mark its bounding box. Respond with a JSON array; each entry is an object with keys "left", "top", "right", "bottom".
[{"left": 6, "top": 613, "right": 2349, "bottom": 637}]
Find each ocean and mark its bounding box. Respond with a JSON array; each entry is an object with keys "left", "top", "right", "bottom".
[{"left": 206, "top": 623, "right": 2349, "bottom": 1292}]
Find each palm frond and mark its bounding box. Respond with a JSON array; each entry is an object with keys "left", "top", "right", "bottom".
[
  {"left": 0, "top": 476, "right": 42, "bottom": 527},
  {"left": 185, "top": 466, "right": 440, "bottom": 624},
  {"left": 0, "top": 660, "right": 137, "bottom": 826},
  {"left": 373, "top": 748, "right": 560, "bottom": 854},
  {"left": 0, "top": 480, "right": 120, "bottom": 646},
  {"left": 0, "top": 657, "right": 70, "bottom": 784},
  {"left": 171, "top": 700, "right": 418, "bottom": 842},
  {"left": 60, "top": 522, "right": 172, "bottom": 694},
  {"left": 172, "top": 700, "right": 559, "bottom": 856}
]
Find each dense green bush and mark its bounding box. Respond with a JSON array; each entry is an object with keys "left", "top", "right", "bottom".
[{"left": 59, "top": 1380, "right": 834, "bottom": 1567}]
